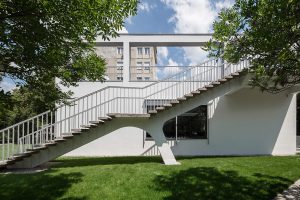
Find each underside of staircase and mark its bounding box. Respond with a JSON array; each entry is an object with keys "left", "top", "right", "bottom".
[{"left": 0, "top": 70, "right": 246, "bottom": 170}]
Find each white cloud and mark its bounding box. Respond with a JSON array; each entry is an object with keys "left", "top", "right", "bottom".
[
  {"left": 117, "top": 26, "right": 128, "bottom": 34},
  {"left": 0, "top": 79, "right": 16, "bottom": 92},
  {"left": 138, "top": 2, "right": 157, "bottom": 13},
  {"left": 157, "top": 47, "right": 169, "bottom": 65},
  {"left": 183, "top": 47, "right": 208, "bottom": 66},
  {"left": 215, "top": 0, "right": 234, "bottom": 10},
  {"left": 161, "top": 0, "right": 234, "bottom": 64},
  {"left": 167, "top": 58, "right": 179, "bottom": 66}
]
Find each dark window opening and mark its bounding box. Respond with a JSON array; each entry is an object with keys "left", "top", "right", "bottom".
[{"left": 146, "top": 105, "right": 208, "bottom": 140}]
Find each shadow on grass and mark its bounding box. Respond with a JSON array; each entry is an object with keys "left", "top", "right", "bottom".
[
  {"left": 154, "top": 167, "right": 291, "bottom": 200},
  {"left": 0, "top": 170, "right": 84, "bottom": 200},
  {"left": 55, "top": 156, "right": 163, "bottom": 168}
]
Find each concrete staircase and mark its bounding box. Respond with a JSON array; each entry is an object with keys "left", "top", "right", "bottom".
[{"left": 0, "top": 69, "right": 246, "bottom": 169}]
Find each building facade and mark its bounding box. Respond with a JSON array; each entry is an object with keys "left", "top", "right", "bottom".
[{"left": 95, "top": 46, "right": 157, "bottom": 81}]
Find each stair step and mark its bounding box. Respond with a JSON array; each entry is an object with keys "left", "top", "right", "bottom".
[
  {"left": 71, "top": 128, "right": 89, "bottom": 132},
  {"left": 198, "top": 88, "right": 208, "bottom": 91},
  {"left": 224, "top": 75, "right": 233, "bottom": 79},
  {"left": 12, "top": 154, "right": 26, "bottom": 160},
  {"left": 231, "top": 72, "right": 239, "bottom": 76},
  {"left": 163, "top": 104, "right": 172, "bottom": 108},
  {"left": 205, "top": 85, "right": 214, "bottom": 88},
  {"left": 14, "top": 152, "right": 32, "bottom": 158},
  {"left": 89, "top": 120, "right": 105, "bottom": 124},
  {"left": 62, "top": 131, "right": 81, "bottom": 136},
  {"left": 26, "top": 146, "right": 48, "bottom": 152},
  {"left": 170, "top": 100, "right": 180, "bottom": 104},
  {"left": 212, "top": 81, "right": 221, "bottom": 85},
  {"left": 98, "top": 117, "right": 112, "bottom": 121},
  {"left": 148, "top": 110, "right": 157, "bottom": 114},
  {"left": 177, "top": 97, "right": 187, "bottom": 101},
  {"left": 156, "top": 107, "right": 165, "bottom": 111},
  {"left": 62, "top": 135, "right": 74, "bottom": 139},
  {"left": 81, "top": 124, "right": 97, "bottom": 128},
  {"left": 191, "top": 90, "right": 201, "bottom": 94},
  {"left": 218, "top": 79, "right": 227, "bottom": 82},
  {"left": 107, "top": 113, "right": 150, "bottom": 118},
  {"left": 184, "top": 93, "right": 193, "bottom": 98}
]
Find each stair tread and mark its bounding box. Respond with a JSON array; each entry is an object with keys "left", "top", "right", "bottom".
[
  {"left": 163, "top": 104, "right": 172, "bottom": 107},
  {"left": 89, "top": 120, "right": 105, "bottom": 124},
  {"left": 71, "top": 128, "right": 89, "bottom": 132},
  {"left": 107, "top": 113, "right": 150, "bottom": 118},
  {"left": 81, "top": 124, "right": 97, "bottom": 128},
  {"left": 148, "top": 110, "right": 157, "bottom": 114},
  {"left": 212, "top": 81, "right": 221, "bottom": 85},
  {"left": 177, "top": 97, "right": 187, "bottom": 101},
  {"left": 98, "top": 117, "right": 112, "bottom": 121},
  {"left": 170, "top": 100, "right": 180, "bottom": 104},
  {"left": 198, "top": 88, "right": 208, "bottom": 91},
  {"left": 191, "top": 91, "right": 201, "bottom": 94},
  {"left": 184, "top": 93, "right": 193, "bottom": 97},
  {"left": 156, "top": 107, "right": 165, "bottom": 111}
]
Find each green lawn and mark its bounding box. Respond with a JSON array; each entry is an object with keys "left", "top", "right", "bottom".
[{"left": 1, "top": 156, "right": 300, "bottom": 200}]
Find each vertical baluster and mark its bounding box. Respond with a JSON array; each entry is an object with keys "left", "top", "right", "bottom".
[
  {"left": 17, "top": 125, "right": 20, "bottom": 153},
  {"left": 12, "top": 127, "right": 14, "bottom": 156},
  {"left": 7, "top": 129, "right": 10, "bottom": 159}
]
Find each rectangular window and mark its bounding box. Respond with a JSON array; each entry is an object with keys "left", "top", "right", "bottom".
[
  {"left": 117, "top": 47, "right": 123, "bottom": 55},
  {"left": 137, "top": 76, "right": 142, "bottom": 80},
  {"left": 144, "top": 77, "right": 150, "bottom": 81},
  {"left": 145, "top": 47, "right": 150, "bottom": 55},
  {"left": 144, "top": 62, "right": 150, "bottom": 70},
  {"left": 117, "top": 62, "right": 123, "bottom": 70},
  {"left": 137, "top": 47, "right": 143, "bottom": 55},
  {"left": 137, "top": 62, "right": 143, "bottom": 70}
]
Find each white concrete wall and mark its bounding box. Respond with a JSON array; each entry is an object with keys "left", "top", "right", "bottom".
[{"left": 65, "top": 87, "right": 297, "bottom": 157}]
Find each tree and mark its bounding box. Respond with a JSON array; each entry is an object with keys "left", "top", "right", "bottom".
[
  {"left": 205, "top": 0, "right": 300, "bottom": 93},
  {"left": 0, "top": 0, "right": 138, "bottom": 103}
]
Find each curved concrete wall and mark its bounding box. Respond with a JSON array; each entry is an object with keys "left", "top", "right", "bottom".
[{"left": 66, "top": 79, "right": 297, "bottom": 157}]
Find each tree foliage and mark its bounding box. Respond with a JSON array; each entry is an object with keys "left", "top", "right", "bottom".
[
  {"left": 205, "top": 0, "right": 300, "bottom": 93},
  {"left": 0, "top": 0, "right": 138, "bottom": 127}
]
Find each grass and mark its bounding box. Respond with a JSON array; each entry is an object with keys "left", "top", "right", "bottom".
[{"left": 1, "top": 156, "right": 300, "bottom": 200}]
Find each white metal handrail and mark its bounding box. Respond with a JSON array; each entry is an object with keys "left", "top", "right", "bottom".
[{"left": 0, "top": 59, "right": 250, "bottom": 163}]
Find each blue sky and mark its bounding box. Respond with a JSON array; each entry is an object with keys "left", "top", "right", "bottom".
[{"left": 1, "top": 0, "right": 234, "bottom": 92}]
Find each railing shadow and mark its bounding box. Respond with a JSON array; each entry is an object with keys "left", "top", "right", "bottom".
[
  {"left": 0, "top": 170, "right": 85, "bottom": 200},
  {"left": 153, "top": 167, "right": 291, "bottom": 200}
]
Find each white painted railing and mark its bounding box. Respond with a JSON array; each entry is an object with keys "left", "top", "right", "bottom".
[{"left": 0, "top": 59, "right": 250, "bottom": 163}]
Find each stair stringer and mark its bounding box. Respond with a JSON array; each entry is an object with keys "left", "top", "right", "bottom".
[{"left": 8, "top": 116, "right": 179, "bottom": 168}]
